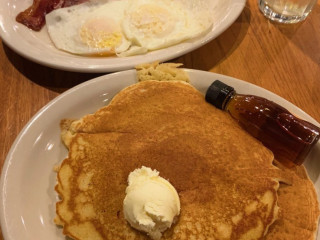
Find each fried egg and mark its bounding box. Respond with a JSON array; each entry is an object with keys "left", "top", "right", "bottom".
[
  {"left": 121, "top": 0, "right": 213, "bottom": 51},
  {"left": 46, "top": 0, "right": 214, "bottom": 57},
  {"left": 45, "top": 0, "right": 131, "bottom": 56}
]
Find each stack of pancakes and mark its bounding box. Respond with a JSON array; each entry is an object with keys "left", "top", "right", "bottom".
[{"left": 55, "top": 80, "right": 319, "bottom": 240}]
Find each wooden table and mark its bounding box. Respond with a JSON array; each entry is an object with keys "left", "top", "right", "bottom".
[{"left": 0, "top": 0, "right": 319, "bottom": 239}]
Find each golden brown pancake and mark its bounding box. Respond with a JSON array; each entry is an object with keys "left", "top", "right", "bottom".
[
  {"left": 264, "top": 161, "right": 319, "bottom": 240},
  {"left": 55, "top": 81, "right": 319, "bottom": 240}
]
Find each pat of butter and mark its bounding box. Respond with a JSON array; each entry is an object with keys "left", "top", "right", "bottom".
[{"left": 123, "top": 166, "right": 180, "bottom": 240}]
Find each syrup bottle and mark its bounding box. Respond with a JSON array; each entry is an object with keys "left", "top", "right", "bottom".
[{"left": 205, "top": 80, "right": 320, "bottom": 166}]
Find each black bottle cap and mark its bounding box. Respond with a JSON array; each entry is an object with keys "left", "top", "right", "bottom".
[{"left": 205, "top": 80, "right": 235, "bottom": 109}]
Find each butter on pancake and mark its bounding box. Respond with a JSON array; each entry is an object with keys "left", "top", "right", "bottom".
[{"left": 55, "top": 81, "right": 319, "bottom": 240}]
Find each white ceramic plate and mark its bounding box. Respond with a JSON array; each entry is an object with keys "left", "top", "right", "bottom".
[
  {"left": 0, "top": 70, "right": 319, "bottom": 239},
  {"left": 0, "top": 0, "right": 245, "bottom": 73}
]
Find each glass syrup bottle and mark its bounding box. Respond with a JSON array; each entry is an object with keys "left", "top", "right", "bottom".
[{"left": 205, "top": 80, "right": 320, "bottom": 166}]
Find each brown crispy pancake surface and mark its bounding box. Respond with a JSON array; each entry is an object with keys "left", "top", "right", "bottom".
[
  {"left": 55, "top": 81, "right": 319, "bottom": 240},
  {"left": 265, "top": 162, "right": 320, "bottom": 240}
]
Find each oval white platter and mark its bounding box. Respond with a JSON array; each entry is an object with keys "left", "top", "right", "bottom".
[{"left": 0, "top": 0, "right": 246, "bottom": 73}]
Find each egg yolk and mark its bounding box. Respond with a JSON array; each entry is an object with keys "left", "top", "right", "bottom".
[{"left": 80, "top": 18, "right": 122, "bottom": 50}]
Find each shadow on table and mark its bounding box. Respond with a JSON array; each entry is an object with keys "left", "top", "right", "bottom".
[
  {"left": 266, "top": 4, "right": 320, "bottom": 65},
  {"left": 3, "top": 44, "right": 102, "bottom": 94},
  {"left": 174, "top": 4, "right": 251, "bottom": 71}
]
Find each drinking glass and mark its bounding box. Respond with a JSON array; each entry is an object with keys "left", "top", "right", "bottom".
[{"left": 258, "top": 0, "right": 318, "bottom": 23}]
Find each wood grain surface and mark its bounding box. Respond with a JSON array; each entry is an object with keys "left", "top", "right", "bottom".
[{"left": 0, "top": 0, "right": 320, "bottom": 239}]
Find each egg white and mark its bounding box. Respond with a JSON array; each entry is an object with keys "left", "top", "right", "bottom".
[
  {"left": 45, "top": 0, "right": 214, "bottom": 57},
  {"left": 45, "top": 0, "right": 131, "bottom": 56},
  {"left": 121, "top": 0, "right": 214, "bottom": 51}
]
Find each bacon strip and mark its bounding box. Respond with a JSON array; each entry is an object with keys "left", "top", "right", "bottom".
[{"left": 16, "top": 0, "right": 87, "bottom": 31}]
